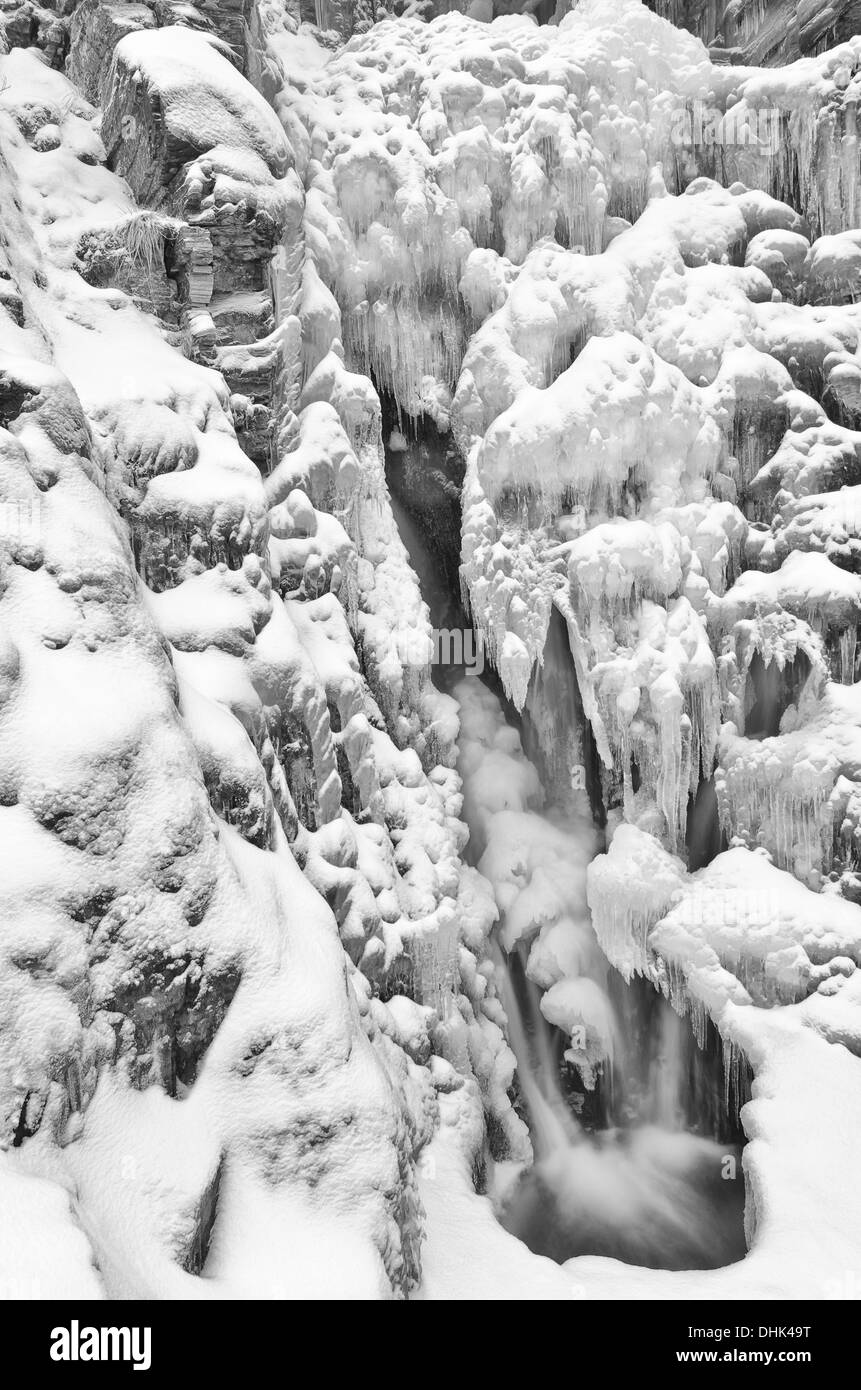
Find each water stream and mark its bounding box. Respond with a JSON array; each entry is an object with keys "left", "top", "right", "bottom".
[
  {"left": 495, "top": 944, "right": 747, "bottom": 1271},
  {"left": 389, "top": 419, "right": 748, "bottom": 1275}
]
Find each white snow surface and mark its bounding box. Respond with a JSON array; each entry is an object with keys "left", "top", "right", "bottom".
[{"left": 0, "top": 0, "right": 860, "bottom": 1302}]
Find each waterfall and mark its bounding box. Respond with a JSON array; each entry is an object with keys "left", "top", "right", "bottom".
[
  {"left": 483, "top": 780, "right": 747, "bottom": 1272},
  {"left": 649, "top": 1003, "right": 688, "bottom": 1132},
  {"left": 496, "top": 926, "right": 748, "bottom": 1270},
  {"left": 436, "top": 583, "right": 749, "bottom": 1273},
  {"left": 492, "top": 944, "right": 581, "bottom": 1159}
]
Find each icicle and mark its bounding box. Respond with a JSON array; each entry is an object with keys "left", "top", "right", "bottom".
[
  {"left": 839, "top": 625, "right": 857, "bottom": 685},
  {"left": 405, "top": 917, "right": 460, "bottom": 1018},
  {"left": 721, "top": 1037, "right": 749, "bottom": 1126},
  {"left": 718, "top": 761, "right": 834, "bottom": 881}
]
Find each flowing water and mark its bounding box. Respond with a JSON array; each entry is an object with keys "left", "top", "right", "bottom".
[
  {"left": 495, "top": 945, "right": 747, "bottom": 1271},
  {"left": 391, "top": 436, "right": 748, "bottom": 1275}
]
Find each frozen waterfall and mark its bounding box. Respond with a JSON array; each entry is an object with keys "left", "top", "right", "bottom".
[{"left": 0, "top": 0, "right": 860, "bottom": 1313}]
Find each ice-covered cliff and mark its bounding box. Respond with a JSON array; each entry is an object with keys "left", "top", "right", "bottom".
[{"left": 0, "top": 0, "right": 860, "bottom": 1299}]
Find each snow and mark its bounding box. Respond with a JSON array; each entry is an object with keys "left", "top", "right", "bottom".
[
  {"left": 2, "top": 0, "right": 861, "bottom": 1306},
  {"left": 0, "top": 23, "right": 503, "bottom": 1300},
  {"left": 585, "top": 821, "right": 861, "bottom": 1294},
  {"left": 0, "top": 1157, "right": 105, "bottom": 1300},
  {"left": 111, "top": 28, "right": 291, "bottom": 177},
  {"left": 414, "top": 1106, "right": 577, "bottom": 1302}
]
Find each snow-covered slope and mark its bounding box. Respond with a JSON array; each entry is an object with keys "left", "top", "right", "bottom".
[
  {"left": 1, "top": 0, "right": 860, "bottom": 1300},
  {"left": 0, "top": 17, "right": 517, "bottom": 1299}
]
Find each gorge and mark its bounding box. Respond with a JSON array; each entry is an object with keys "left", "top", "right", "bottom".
[{"left": 0, "top": 0, "right": 860, "bottom": 1301}]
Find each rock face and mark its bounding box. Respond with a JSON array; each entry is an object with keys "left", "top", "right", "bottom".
[
  {"left": 0, "top": 0, "right": 860, "bottom": 1302},
  {"left": 648, "top": 0, "right": 861, "bottom": 64},
  {"left": 0, "top": 10, "right": 517, "bottom": 1299}
]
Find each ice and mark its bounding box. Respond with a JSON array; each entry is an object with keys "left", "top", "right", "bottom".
[
  {"left": 588, "top": 819, "right": 861, "bottom": 1185},
  {"left": 540, "top": 977, "right": 619, "bottom": 1085},
  {"left": 587, "top": 824, "right": 687, "bottom": 979},
  {"left": 3, "top": 0, "right": 861, "bottom": 1306}
]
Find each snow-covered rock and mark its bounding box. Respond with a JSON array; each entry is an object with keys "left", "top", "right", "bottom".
[{"left": 1, "top": 0, "right": 861, "bottom": 1304}]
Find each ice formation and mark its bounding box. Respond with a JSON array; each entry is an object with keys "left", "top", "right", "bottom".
[{"left": 0, "top": 0, "right": 860, "bottom": 1301}]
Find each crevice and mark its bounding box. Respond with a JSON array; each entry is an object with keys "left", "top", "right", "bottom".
[
  {"left": 743, "top": 649, "right": 811, "bottom": 738},
  {"left": 183, "top": 1159, "right": 223, "bottom": 1275},
  {"left": 686, "top": 775, "right": 726, "bottom": 870}
]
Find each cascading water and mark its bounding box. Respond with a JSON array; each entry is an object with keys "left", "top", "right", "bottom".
[
  {"left": 493, "top": 944, "right": 582, "bottom": 1157},
  {"left": 393, "top": 422, "right": 750, "bottom": 1275},
  {"left": 494, "top": 940, "right": 747, "bottom": 1271},
  {"left": 5, "top": 0, "right": 861, "bottom": 1309}
]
